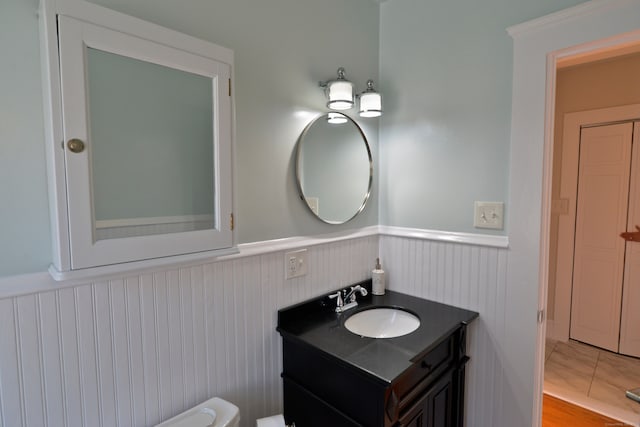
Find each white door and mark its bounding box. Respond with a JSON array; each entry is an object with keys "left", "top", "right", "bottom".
[
  {"left": 620, "top": 122, "right": 640, "bottom": 357},
  {"left": 570, "top": 122, "right": 633, "bottom": 352}
]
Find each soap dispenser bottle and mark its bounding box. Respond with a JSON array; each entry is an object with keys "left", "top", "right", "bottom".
[{"left": 372, "top": 258, "right": 386, "bottom": 295}]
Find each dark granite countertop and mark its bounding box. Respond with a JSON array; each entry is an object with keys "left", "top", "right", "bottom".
[{"left": 277, "top": 279, "right": 478, "bottom": 385}]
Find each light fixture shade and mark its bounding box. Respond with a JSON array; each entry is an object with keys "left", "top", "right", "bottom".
[
  {"left": 322, "top": 67, "right": 354, "bottom": 110},
  {"left": 359, "top": 80, "right": 382, "bottom": 117},
  {"left": 327, "top": 80, "right": 354, "bottom": 110},
  {"left": 327, "top": 112, "right": 348, "bottom": 124}
]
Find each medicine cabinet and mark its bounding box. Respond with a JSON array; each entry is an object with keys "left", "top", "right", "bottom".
[{"left": 40, "top": 0, "right": 235, "bottom": 279}]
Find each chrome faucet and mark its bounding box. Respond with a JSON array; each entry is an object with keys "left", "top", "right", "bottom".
[{"left": 329, "top": 285, "right": 368, "bottom": 313}]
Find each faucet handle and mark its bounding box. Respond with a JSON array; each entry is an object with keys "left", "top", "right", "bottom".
[
  {"left": 356, "top": 285, "right": 368, "bottom": 296},
  {"left": 351, "top": 285, "right": 368, "bottom": 297},
  {"left": 328, "top": 291, "right": 343, "bottom": 307}
]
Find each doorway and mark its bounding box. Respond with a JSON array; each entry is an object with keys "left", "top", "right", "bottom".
[
  {"left": 543, "top": 53, "right": 640, "bottom": 424},
  {"left": 545, "top": 51, "right": 640, "bottom": 344},
  {"left": 506, "top": 3, "right": 640, "bottom": 427}
]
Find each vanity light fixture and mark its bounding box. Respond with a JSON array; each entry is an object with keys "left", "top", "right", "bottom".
[
  {"left": 358, "top": 80, "right": 382, "bottom": 118},
  {"left": 320, "top": 67, "right": 354, "bottom": 110},
  {"left": 319, "top": 67, "right": 382, "bottom": 117},
  {"left": 327, "top": 112, "right": 348, "bottom": 124}
]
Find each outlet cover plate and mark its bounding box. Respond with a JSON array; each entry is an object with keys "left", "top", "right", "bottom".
[
  {"left": 285, "top": 249, "right": 307, "bottom": 279},
  {"left": 474, "top": 201, "right": 504, "bottom": 230}
]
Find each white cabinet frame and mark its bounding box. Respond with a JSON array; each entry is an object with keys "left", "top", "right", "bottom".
[{"left": 39, "top": 0, "right": 236, "bottom": 280}]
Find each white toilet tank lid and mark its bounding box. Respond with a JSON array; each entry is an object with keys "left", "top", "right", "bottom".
[{"left": 155, "top": 397, "right": 239, "bottom": 427}]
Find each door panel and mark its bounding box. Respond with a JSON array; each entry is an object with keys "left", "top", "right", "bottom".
[
  {"left": 570, "top": 123, "right": 633, "bottom": 352},
  {"left": 620, "top": 122, "right": 640, "bottom": 357}
]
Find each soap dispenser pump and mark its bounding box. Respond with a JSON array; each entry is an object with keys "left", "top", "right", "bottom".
[{"left": 372, "top": 258, "right": 385, "bottom": 295}]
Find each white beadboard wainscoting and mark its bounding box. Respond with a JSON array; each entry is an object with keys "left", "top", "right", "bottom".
[
  {"left": 380, "top": 233, "right": 508, "bottom": 427},
  {"left": 0, "top": 228, "right": 509, "bottom": 427}
]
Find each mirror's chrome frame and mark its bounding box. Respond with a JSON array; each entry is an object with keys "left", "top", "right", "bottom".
[{"left": 294, "top": 113, "right": 373, "bottom": 225}]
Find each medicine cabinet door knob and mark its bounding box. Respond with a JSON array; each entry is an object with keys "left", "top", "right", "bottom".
[{"left": 67, "top": 138, "right": 85, "bottom": 153}]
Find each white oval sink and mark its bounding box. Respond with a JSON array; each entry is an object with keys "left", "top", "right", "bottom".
[{"left": 344, "top": 307, "right": 420, "bottom": 338}]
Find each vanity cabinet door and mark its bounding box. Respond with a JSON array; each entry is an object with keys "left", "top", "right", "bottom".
[{"left": 399, "top": 369, "right": 455, "bottom": 427}]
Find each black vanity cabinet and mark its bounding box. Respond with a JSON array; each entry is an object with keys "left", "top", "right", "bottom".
[{"left": 277, "top": 281, "right": 478, "bottom": 427}]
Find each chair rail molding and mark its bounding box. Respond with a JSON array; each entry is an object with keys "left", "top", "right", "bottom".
[
  {"left": 0, "top": 225, "right": 510, "bottom": 299},
  {"left": 378, "top": 225, "right": 508, "bottom": 248}
]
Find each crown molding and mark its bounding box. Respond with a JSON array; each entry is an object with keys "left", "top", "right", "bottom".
[{"left": 507, "top": 0, "right": 633, "bottom": 38}]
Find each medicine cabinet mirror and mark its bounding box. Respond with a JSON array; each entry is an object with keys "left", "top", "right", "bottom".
[
  {"left": 40, "top": 0, "right": 235, "bottom": 277},
  {"left": 295, "top": 113, "right": 372, "bottom": 224}
]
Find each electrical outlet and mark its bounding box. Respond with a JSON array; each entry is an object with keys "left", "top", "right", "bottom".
[
  {"left": 285, "top": 249, "right": 308, "bottom": 279},
  {"left": 473, "top": 201, "right": 504, "bottom": 230}
]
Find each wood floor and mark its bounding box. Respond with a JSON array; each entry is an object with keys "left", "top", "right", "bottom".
[{"left": 543, "top": 394, "right": 634, "bottom": 427}]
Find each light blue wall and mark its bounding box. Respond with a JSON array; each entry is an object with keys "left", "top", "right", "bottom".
[
  {"left": 0, "top": 0, "right": 51, "bottom": 276},
  {"left": 0, "top": 0, "right": 595, "bottom": 278},
  {"left": 379, "top": 0, "right": 588, "bottom": 234},
  {"left": 0, "top": 0, "right": 379, "bottom": 277}
]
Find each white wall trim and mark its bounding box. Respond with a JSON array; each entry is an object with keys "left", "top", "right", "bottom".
[
  {"left": 506, "top": 0, "right": 633, "bottom": 37},
  {"left": 235, "top": 225, "right": 380, "bottom": 257},
  {"left": 378, "top": 225, "right": 509, "bottom": 248},
  {"left": 0, "top": 272, "right": 56, "bottom": 300},
  {"left": 0, "top": 225, "right": 507, "bottom": 299},
  {"left": 0, "top": 227, "right": 379, "bottom": 298}
]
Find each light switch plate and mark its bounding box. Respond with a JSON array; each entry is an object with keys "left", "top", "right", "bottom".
[{"left": 474, "top": 201, "right": 504, "bottom": 230}]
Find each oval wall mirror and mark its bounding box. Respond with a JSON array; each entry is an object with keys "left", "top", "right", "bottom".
[{"left": 295, "top": 113, "right": 373, "bottom": 224}]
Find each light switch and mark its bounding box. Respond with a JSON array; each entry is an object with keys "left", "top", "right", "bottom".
[{"left": 474, "top": 202, "right": 504, "bottom": 230}]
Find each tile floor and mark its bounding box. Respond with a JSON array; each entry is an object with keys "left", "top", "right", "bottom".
[{"left": 544, "top": 338, "right": 640, "bottom": 426}]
